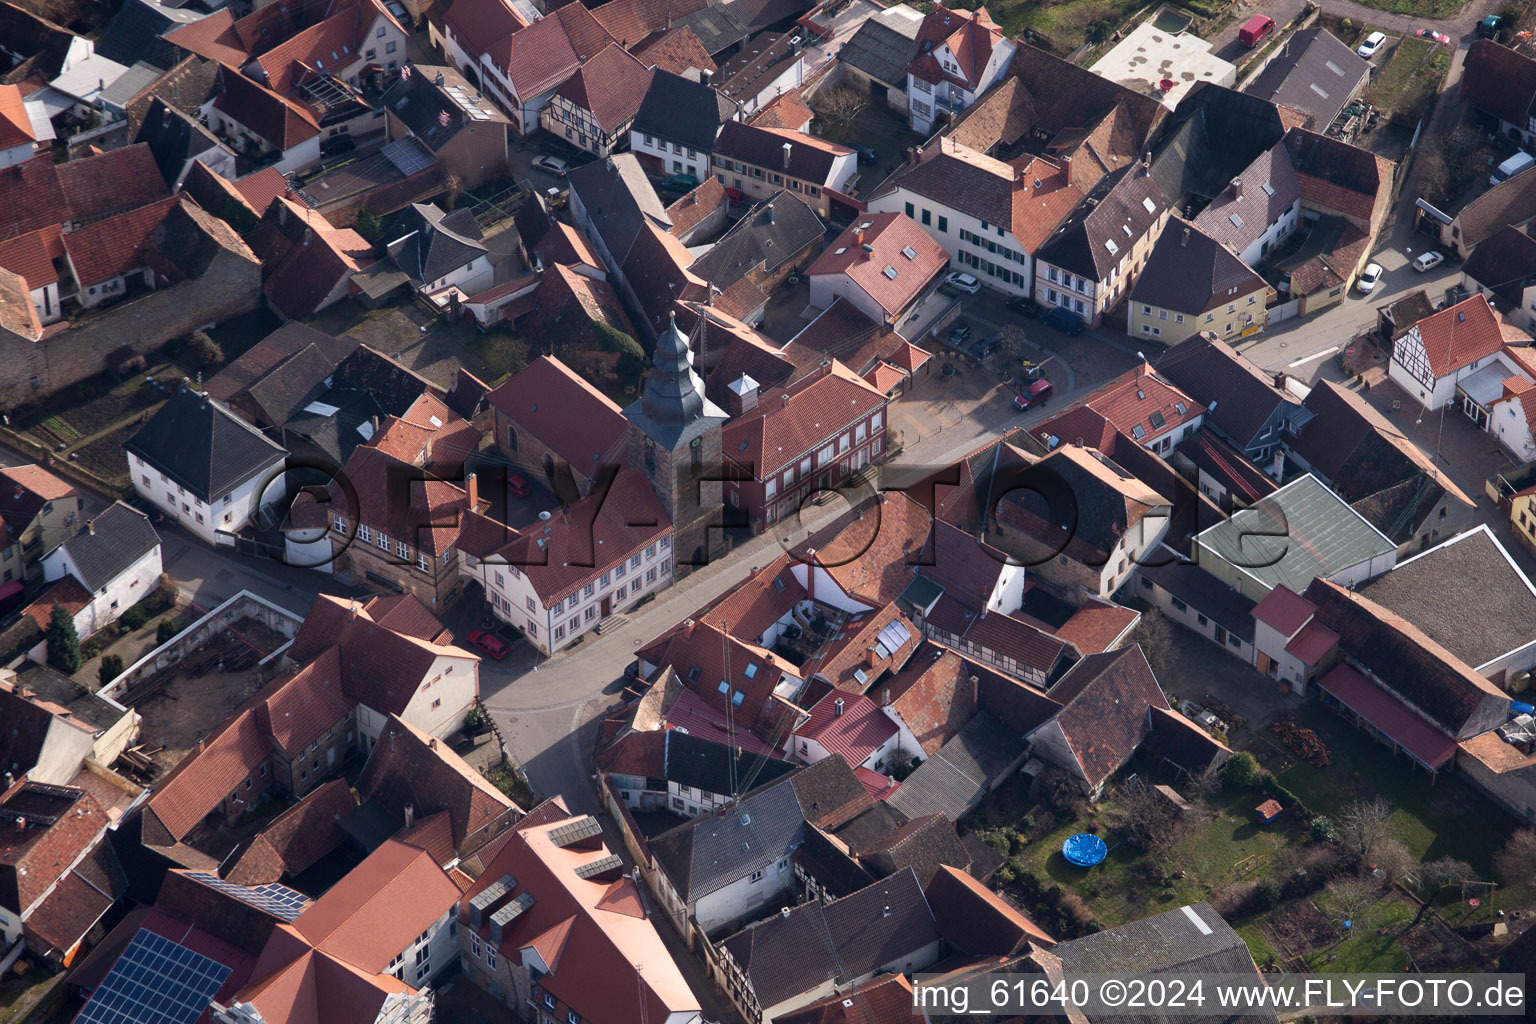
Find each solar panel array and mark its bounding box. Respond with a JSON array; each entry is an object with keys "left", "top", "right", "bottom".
[
  {"left": 76, "top": 928, "right": 232, "bottom": 1024},
  {"left": 382, "top": 138, "right": 434, "bottom": 177},
  {"left": 573, "top": 854, "right": 624, "bottom": 879},
  {"left": 547, "top": 815, "right": 602, "bottom": 849},
  {"left": 183, "top": 872, "right": 312, "bottom": 922}
]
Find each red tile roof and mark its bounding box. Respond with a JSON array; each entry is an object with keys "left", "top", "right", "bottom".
[
  {"left": 1054, "top": 363, "right": 1200, "bottom": 444},
  {"left": 464, "top": 812, "right": 701, "bottom": 1023},
  {"left": 165, "top": 9, "right": 251, "bottom": 66},
  {"left": 396, "top": 809, "right": 455, "bottom": 866},
  {"left": 214, "top": 69, "right": 321, "bottom": 150},
  {"left": 665, "top": 176, "right": 727, "bottom": 239},
  {"left": 883, "top": 646, "right": 975, "bottom": 756},
  {"left": 1284, "top": 619, "right": 1339, "bottom": 666},
  {"left": 493, "top": 4, "right": 617, "bottom": 100},
  {"left": 697, "top": 554, "right": 806, "bottom": 643},
  {"left": 0, "top": 224, "right": 64, "bottom": 291},
  {"left": 636, "top": 26, "right": 717, "bottom": 77},
  {"left": 62, "top": 195, "right": 179, "bottom": 287},
  {"left": 863, "top": 360, "right": 906, "bottom": 395},
  {"left": 362, "top": 593, "right": 450, "bottom": 642},
  {"left": 0, "top": 785, "right": 108, "bottom": 914},
  {"left": 1043, "top": 647, "right": 1167, "bottom": 790},
  {"left": 775, "top": 974, "right": 916, "bottom": 1024},
  {"left": 255, "top": 647, "right": 354, "bottom": 758},
  {"left": 801, "top": 601, "right": 921, "bottom": 692},
  {"left": 748, "top": 88, "right": 813, "bottom": 131},
  {"left": 1409, "top": 293, "right": 1506, "bottom": 377},
  {"left": 637, "top": 618, "right": 803, "bottom": 740},
  {"left": 233, "top": 166, "right": 291, "bottom": 218},
  {"left": 723, "top": 359, "right": 887, "bottom": 478},
  {"left": 145, "top": 708, "right": 273, "bottom": 841},
  {"left": 888, "top": 341, "right": 932, "bottom": 374},
  {"left": 924, "top": 862, "right": 1054, "bottom": 954},
  {"left": 535, "top": 221, "right": 603, "bottom": 271},
  {"left": 796, "top": 691, "right": 898, "bottom": 765},
  {"left": 0, "top": 84, "right": 35, "bottom": 149},
  {"left": 288, "top": 838, "right": 461, "bottom": 973},
  {"left": 793, "top": 490, "right": 934, "bottom": 607},
  {"left": 252, "top": 198, "right": 370, "bottom": 319},
  {"left": 444, "top": 0, "right": 530, "bottom": 61},
  {"left": 1251, "top": 584, "right": 1315, "bottom": 637},
  {"left": 226, "top": 778, "right": 356, "bottom": 885},
  {"left": 909, "top": 2, "right": 1004, "bottom": 91},
  {"left": 20, "top": 575, "right": 91, "bottom": 631},
  {"left": 368, "top": 392, "right": 482, "bottom": 470},
  {"left": 485, "top": 355, "right": 629, "bottom": 474},
  {"left": 0, "top": 156, "right": 68, "bottom": 237},
  {"left": 249, "top": 10, "right": 359, "bottom": 95},
  {"left": 1054, "top": 598, "right": 1140, "bottom": 655},
  {"left": 462, "top": 468, "right": 671, "bottom": 602},
  {"left": 590, "top": 0, "right": 707, "bottom": 49},
  {"left": 808, "top": 212, "right": 947, "bottom": 318},
  {"left": 1317, "top": 663, "right": 1456, "bottom": 768},
  {"left": 55, "top": 143, "right": 171, "bottom": 226}
]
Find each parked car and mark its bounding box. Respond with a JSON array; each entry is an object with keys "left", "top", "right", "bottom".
[
  {"left": 946, "top": 322, "right": 974, "bottom": 347},
  {"left": 659, "top": 173, "right": 698, "bottom": 192},
  {"left": 468, "top": 629, "right": 510, "bottom": 660},
  {"left": 504, "top": 471, "right": 532, "bottom": 498},
  {"left": 1491, "top": 150, "right": 1535, "bottom": 186},
  {"left": 1006, "top": 295, "right": 1043, "bottom": 318},
  {"left": 531, "top": 155, "right": 569, "bottom": 176},
  {"left": 1415, "top": 27, "right": 1451, "bottom": 44},
  {"left": 724, "top": 187, "right": 746, "bottom": 205},
  {"left": 1013, "top": 378, "right": 1054, "bottom": 410},
  {"left": 1356, "top": 261, "right": 1384, "bottom": 294},
  {"left": 855, "top": 144, "right": 878, "bottom": 163},
  {"left": 969, "top": 337, "right": 999, "bottom": 361},
  {"left": 1356, "top": 31, "right": 1387, "bottom": 58},
  {"left": 945, "top": 271, "right": 982, "bottom": 294},
  {"left": 1041, "top": 306, "right": 1086, "bottom": 335},
  {"left": 1239, "top": 13, "right": 1276, "bottom": 46},
  {"left": 1477, "top": 13, "right": 1509, "bottom": 37},
  {"left": 1412, "top": 251, "right": 1445, "bottom": 273}
]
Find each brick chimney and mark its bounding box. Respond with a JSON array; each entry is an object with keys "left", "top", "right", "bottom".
[
  {"left": 682, "top": 618, "right": 696, "bottom": 639},
  {"left": 466, "top": 472, "right": 478, "bottom": 509},
  {"left": 1230, "top": 177, "right": 1242, "bottom": 198}
]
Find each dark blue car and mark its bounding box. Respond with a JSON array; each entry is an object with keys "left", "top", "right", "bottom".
[{"left": 1042, "top": 306, "right": 1086, "bottom": 335}]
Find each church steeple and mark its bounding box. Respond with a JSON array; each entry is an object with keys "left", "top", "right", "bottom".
[{"left": 626, "top": 314, "right": 727, "bottom": 451}]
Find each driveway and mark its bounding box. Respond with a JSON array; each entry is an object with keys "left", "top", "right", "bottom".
[{"left": 1209, "top": 0, "right": 1498, "bottom": 58}]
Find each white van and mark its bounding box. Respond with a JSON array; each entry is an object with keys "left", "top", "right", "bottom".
[{"left": 1491, "top": 151, "right": 1536, "bottom": 187}]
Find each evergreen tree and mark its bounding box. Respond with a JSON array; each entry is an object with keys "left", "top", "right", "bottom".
[{"left": 47, "top": 603, "right": 82, "bottom": 674}]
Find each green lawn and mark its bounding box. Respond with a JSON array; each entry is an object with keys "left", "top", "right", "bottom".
[
  {"left": 1305, "top": 892, "right": 1414, "bottom": 971},
  {"left": 1345, "top": 0, "right": 1466, "bottom": 19},
  {"left": 984, "top": 0, "right": 1144, "bottom": 53},
  {"left": 1371, "top": 35, "right": 1451, "bottom": 124},
  {"left": 1264, "top": 704, "right": 1514, "bottom": 874}
]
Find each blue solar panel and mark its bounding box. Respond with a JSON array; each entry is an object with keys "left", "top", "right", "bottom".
[
  {"left": 76, "top": 928, "right": 232, "bottom": 1024},
  {"left": 183, "top": 872, "right": 311, "bottom": 922}
]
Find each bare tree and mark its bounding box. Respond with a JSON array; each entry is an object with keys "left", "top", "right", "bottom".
[
  {"left": 1185, "top": 760, "right": 1224, "bottom": 805},
  {"left": 1493, "top": 829, "right": 1536, "bottom": 886},
  {"left": 1326, "top": 876, "right": 1379, "bottom": 926},
  {"left": 812, "top": 85, "right": 869, "bottom": 134},
  {"left": 1106, "top": 780, "right": 1193, "bottom": 861},
  {"left": 1411, "top": 858, "right": 1477, "bottom": 926},
  {"left": 443, "top": 173, "right": 463, "bottom": 211},
  {"left": 1130, "top": 608, "right": 1179, "bottom": 681},
  {"left": 1336, "top": 796, "right": 1396, "bottom": 862}
]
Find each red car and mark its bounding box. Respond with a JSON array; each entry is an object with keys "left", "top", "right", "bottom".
[
  {"left": 1013, "top": 378, "right": 1054, "bottom": 410},
  {"left": 468, "top": 629, "right": 510, "bottom": 659},
  {"left": 504, "top": 471, "right": 532, "bottom": 498}
]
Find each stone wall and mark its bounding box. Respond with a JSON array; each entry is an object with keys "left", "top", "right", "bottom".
[{"left": 0, "top": 241, "right": 260, "bottom": 409}]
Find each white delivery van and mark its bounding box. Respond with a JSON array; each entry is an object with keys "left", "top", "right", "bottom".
[{"left": 1491, "top": 151, "right": 1536, "bottom": 187}]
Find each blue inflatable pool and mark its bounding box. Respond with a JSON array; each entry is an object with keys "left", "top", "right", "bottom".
[{"left": 1062, "top": 833, "right": 1108, "bottom": 867}]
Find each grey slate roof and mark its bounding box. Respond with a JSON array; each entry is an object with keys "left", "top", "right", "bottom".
[
  {"left": 632, "top": 70, "right": 738, "bottom": 153},
  {"left": 53, "top": 502, "right": 161, "bottom": 593},
  {"left": 1049, "top": 902, "right": 1269, "bottom": 986},
  {"left": 886, "top": 710, "right": 1023, "bottom": 820},
  {"left": 567, "top": 152, "right": 672, "bottom": 267},
  {"left": 133, "top": 98, "right": 223, "bottom": 186},
  {"left": 1156, "top": 333, "right": 1306, "bottom": 448},
  {"left": 719, "top": 867, "right": 937, "bottom": 1013},
  {"left": 1243, "top": 28, "right": 1370, "bottom": 130},
  {"left": 672, "top": 4, "right": 750, "bottom": 56},
  {"left": 1196, "top": 473, "right": 1396, "bottom": 594},
  {"left": 1191, "top": 141, "right": 1300, "bottom": 254},
  {"left": 1357, "top": 526, "right": 1536, "bottom": 671},
  {"left": 649, "top": 775, "right": 807, "bottom": 902},
  {"left": 712, "top": 121, "right": 844, "bottom": 185},
  {"left": 1150, "top": 83, "right": 1289, "bottom": 211},
  {"left": 1462, "top": 225, "right": 1536, "bottom": 310},
  {"left": 1035, "top": 165, "right": 1169, "bottom": 281},
  {"left": 125, "top": 387, "right": 288, "bottom": 504},
  {"left": 96, "top": 0, "right": 203, "bottom": 70},
  {"left": 1130, "top": 220, "right": 1268, "bottom": 315},
  {"left": 101, "top": 61, "right": 169, "bottom": 110},
  {"left": 390, "top": 203, "right": 487, "bottom": 286},
  {"left": 1133, "top": 558, "right": 1256, "bottom": 645},
  {"left": 664, "top": 730, "right": 797, "bottom": 796},
  {"left": 377, "top": 64, "right": 508, "bottom": 155},
  {"left": 689, "top": 189, "right": 824, "bottom": 287},
  {"left": 837, "top": 8, "right": 920, "bottom": 87}
]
